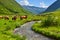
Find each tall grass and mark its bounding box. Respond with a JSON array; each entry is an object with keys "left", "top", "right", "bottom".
[{"left": 42, "top": 15, "right": 58, "bottom": 27}]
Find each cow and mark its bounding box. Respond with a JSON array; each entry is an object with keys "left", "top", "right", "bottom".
[
  {"left": 4, "top": 16, "right": 9, "bottom": 20},
  {"left": 0, "top": 16, "right": 3, "bottom": 19},
  {"left": 20, "top": 15, "right": 27, "bottom": 20},
  {"left": 12, "top": 16, "right": 17, "bottom": 20}
]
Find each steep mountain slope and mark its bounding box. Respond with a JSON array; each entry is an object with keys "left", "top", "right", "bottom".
[
  {"left": 45, "top": 0, "right": 60, "bottom": 12},
  {"left": 44, "top": 8, "right": 60, "bottom": 17},
  {"left": 50, "top": 9, "right": 60, "bottom": 16},
  {"left": 0, "top": 0, "right": 31, "bottom": 15},
  {"left": 22, "top": 5, "right": 46, "bottom": 14}
]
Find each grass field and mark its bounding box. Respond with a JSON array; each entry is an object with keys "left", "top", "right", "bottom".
[
  {"left": 32, "top": 9, "right": 60, "bottom": 40},
  {"left": 0, "top": 15, "right": 42, "bottom": 40},
  {"left": 32, "top": 23, "right": 60, "bottom": 40},
  {"left": 0, "top": 0, "right": 60, "bottom": 40},
  {"left": 0, "top": 15, "right": 27, "bottom": 40}
]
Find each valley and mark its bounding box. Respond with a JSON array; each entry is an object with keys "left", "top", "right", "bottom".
[
  {"left": 22, "top": 5, "right": 46, "bottom": 14},
  {"left": 0, "top": 0, "right": 60, "bottom": 40}
]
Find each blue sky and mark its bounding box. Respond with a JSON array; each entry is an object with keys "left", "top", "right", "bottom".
[{"left": 15, "top": 0, "right": 57, "bottom": 8}]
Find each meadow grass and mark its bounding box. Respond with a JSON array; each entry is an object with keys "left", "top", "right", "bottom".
[
  {"left": 32, "top": 9, "right": 60, "bottom": 40},
  {"left": 0, "top": 15, "right": 42, "bottom": 40},
  {"left": 32, "top": 23, "right": 60, "bottom": 40},
  {"left": 0, "top": 15, "right": 29, "bottom": 40}
]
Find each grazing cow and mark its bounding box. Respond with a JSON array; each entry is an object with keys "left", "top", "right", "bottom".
[
  {"left": 4, "top": 16, "right": 9, "bottom": 20},
  {"left": 0, "top": 16, "right": 3, "bottom": 19},
  {"left": 12, "top": 16, "right": 17, "bottom": 20},
  {"left": 20, "top": 15, "right": 27, "bottom": 20}
]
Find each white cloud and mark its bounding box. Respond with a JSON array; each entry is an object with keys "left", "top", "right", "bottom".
[
  {"left": 19, "top": 0, "right": 34, "bottom": 6},
  {"left": 40, "top": 2, "right": 48, "bottom": 8}
]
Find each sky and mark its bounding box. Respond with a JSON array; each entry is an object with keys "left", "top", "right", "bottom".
[{"left": 15, "top": 0, "right": 57, "bottom": 8}]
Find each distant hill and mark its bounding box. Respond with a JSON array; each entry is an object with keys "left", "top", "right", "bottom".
[
  {"left": 45, "top": 0, "right": 60, "bottom": 12},
  {"left": 0, "top": 0, "right": 31, "bottom": 15},
  {"left": 44, "top": 8, "right": 60, "bottom": 18},
  {"left": 22, "top": 5, "right": 46, "bottom": 14},
  {"left": 51, "top": 9, "right": 60, "bottom": 16}
]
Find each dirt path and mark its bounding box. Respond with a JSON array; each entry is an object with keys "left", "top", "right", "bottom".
[{"left": 14, "top": 21, "right": 54, "bottom": 40}]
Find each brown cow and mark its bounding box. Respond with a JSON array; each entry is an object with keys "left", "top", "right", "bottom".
[
  {"left": 0, "top": 16, "right": 3, "bottom": 19},
  {"left": 12, "top": 16, "right": 17, "bottom": 20},
  {"left": 20, "top": 15, "right": 27, "bottom": 20},
  {"left": 4, "top": 16, "right": 9, "bottom": 20}
]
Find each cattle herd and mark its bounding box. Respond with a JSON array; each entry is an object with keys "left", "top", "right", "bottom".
[{"left": 0, "top": 15, "right": 27, "bottom": 20}]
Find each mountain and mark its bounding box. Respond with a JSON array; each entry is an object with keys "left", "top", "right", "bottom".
[
  {"left": 22, "top": 5, "right": 46, "bottom": 14},
  {"left": 45, "top": 0, "right": 60, "bottom": 12},
  {"left": 0, "top": 0, "right": 31, "bottom": 15}
]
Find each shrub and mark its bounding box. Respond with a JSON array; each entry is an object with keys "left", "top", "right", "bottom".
[{"left": 42, "top": 16, "right": 58, "bottom": 27}]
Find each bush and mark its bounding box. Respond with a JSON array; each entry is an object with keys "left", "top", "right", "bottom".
[{"left": 42, "top": 16, "right": 58, "bottom": 27}]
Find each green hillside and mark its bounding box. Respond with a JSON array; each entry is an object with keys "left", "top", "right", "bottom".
[
  {"left": 0, "top": 0, "right": 31, "bottom": 15},
  {"left": 43, "top": 8, "right": 60, "bottom": 17},
  {"left": 50, "top": 8, "right": 60, "bottom": 16}
]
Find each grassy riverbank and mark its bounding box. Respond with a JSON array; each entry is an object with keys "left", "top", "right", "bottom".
[
  {"left": 0, "top": 15, "right": 41, "bottom": 40},
  {"left": 0, "top": 16, "right": 26, "bottom": 40},
  {"left": 32, "top": 9, "right": 60, "bottom": 40}
]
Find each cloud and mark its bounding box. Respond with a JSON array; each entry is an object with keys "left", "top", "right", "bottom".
[
  {"left": 19, "top": 0, "right": 34, "bottom": 6},
  {"left": 40, "top": 2, "right": 48, "bottom": 8}
]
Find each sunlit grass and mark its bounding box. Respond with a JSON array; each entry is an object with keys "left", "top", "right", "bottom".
[{"left": 32, "top": 9, "right": 60, "bottom": 40}]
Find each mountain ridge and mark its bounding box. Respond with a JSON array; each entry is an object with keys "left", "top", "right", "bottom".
[
  {"left": 22, "top": 5, "right": 46, "bottom": 14},
  {"left": 45, "top": 0, "right": 60, "bottom": 12}
]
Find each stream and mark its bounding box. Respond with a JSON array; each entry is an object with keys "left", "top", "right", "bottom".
[{"left": 14, "top": 21, "right": 54, "bottom": 40}]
